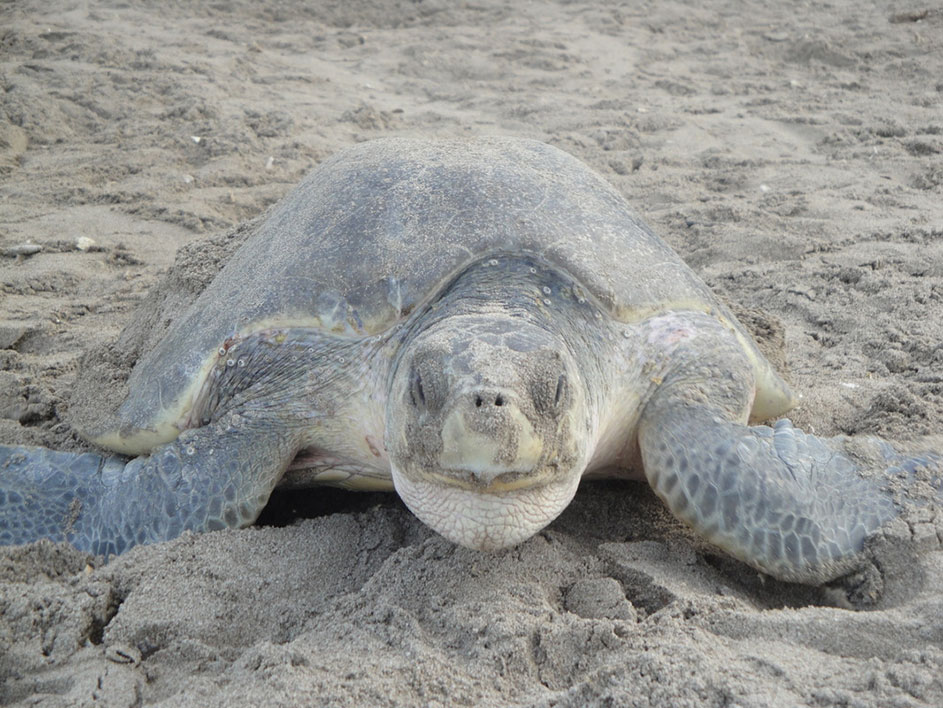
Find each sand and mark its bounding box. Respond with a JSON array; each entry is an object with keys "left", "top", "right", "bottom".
[{"left": 1, "top": 0, "right": 943, "bottom": 705}]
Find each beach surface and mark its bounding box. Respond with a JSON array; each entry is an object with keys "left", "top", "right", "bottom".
[{"left": 1, "top": 1, "right": 942, "bottom": 705}]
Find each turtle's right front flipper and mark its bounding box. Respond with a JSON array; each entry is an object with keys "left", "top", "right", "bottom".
[
  {"left": 637, "top": 406, "right": 906, "bottom": 585},
  {"left": 628, "top": 313, "right": 942, "bottom": 590},
  {"left": 0, "top": 420, "right": 298, "bottom": 556}
]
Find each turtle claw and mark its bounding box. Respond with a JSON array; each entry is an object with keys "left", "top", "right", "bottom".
[{"left": 835, "top": 514, "right": 940, "bottom": 610}]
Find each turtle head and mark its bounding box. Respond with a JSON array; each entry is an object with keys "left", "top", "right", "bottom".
[{"left": 386, "top": 312, "right": 593, "bottom": 550}]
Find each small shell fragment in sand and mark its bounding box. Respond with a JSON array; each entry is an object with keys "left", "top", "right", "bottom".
[
  {"left": 1, "top": 243, "right": 43, "bottom": 257},
  {"left": 75, "top": 236, "right": 96, "bottom": 251}
]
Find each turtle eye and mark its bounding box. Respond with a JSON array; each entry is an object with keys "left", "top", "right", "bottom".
[
  {"left": 553, "top": 374, "right": 567, "bottom": 407},
  {"left": 532, "top": 371, "right": 568, "bottom": 415},
  {"left": 406, "top": 354, "right": 446, "bottom": 413},
  {"left": 410, "top": 369, "right": 426, "bottom": 408}
]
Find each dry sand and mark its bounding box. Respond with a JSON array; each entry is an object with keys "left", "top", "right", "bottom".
[{"left": 2, "top": 1, "right": 943, "bottom": 705}]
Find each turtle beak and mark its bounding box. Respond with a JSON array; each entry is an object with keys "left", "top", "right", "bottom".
[{"left": 436, "top": 386, "right": 545, "bottom": 490}]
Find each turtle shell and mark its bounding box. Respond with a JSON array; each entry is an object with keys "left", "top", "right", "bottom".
[{"left": 92, "top": 137, "right": 794, "bottom": 454}]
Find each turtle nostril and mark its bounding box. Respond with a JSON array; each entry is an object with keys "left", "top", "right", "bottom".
[{"left": 471, "top": 392, "right": 508, "bottom": 409}]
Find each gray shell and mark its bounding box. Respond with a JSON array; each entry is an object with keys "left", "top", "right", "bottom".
[{"left": 95, "top": 137, "right": 792, "bottom": 453}]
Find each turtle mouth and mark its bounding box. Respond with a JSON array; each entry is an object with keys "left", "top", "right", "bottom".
[
  {"left": 424, "top": 465, "right": 558, "bottom": 494},
  {"left": 391, "top": 463, "right": 580, "bottom": 550}
]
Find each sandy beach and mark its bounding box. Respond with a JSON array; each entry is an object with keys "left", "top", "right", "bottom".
[{"left": 1, "top": 1, "right": 942, "bottom": 705}]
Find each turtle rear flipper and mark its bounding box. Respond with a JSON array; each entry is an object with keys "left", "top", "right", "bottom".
[{"left": 0, "top": 419, "right": 298, "bottom": 556}]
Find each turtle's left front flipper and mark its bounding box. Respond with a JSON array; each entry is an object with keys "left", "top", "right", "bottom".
[
  {"left": 0, "top": 420, "right": 299, "bottom": 557},
  {"left": 637, "top": 400, "right": 941, "bottom": 586}
]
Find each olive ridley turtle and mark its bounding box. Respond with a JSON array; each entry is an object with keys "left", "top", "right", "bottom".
[{"left": 1, "top": 138, "right": 940, "bottom": 587}]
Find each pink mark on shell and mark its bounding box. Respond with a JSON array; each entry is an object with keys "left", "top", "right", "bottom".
[{"left": 646, "top": 314, "right": 697, "bottom": 347}]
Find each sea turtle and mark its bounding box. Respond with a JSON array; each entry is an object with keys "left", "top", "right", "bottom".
[{"left": 0, "top": 137, "right": 939, "bottom": 587}]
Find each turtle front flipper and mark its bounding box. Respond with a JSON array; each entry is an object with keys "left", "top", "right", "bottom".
[
  {"left": 637, "top": 401, "right": 943, "bottom": 586},
  {"left": 0, "top": 420, "right": 299, "bottom": 556}
]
